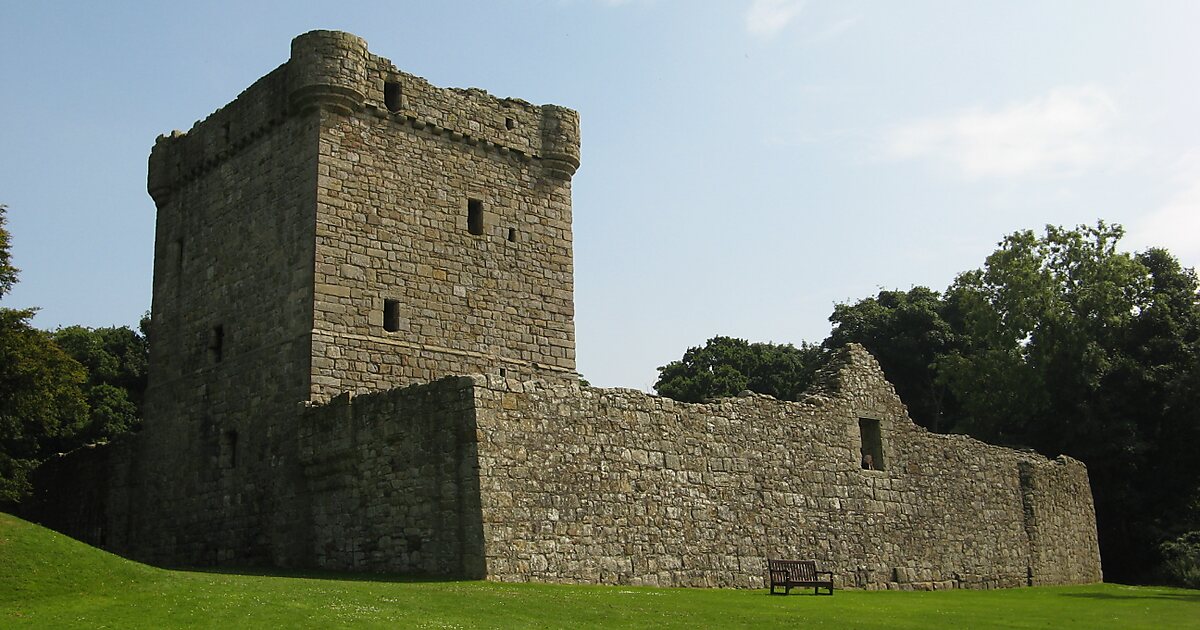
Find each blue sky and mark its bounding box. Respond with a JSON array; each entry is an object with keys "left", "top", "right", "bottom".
[{"left": 2, "top": 1, "right": 1198, "bottom": 389}]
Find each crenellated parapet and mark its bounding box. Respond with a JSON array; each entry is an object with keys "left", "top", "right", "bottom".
[
  {"left": 147, "top": 30, "right": 581, "bottom": 209},
  {"left": 145, "top": 65, "right": 292, "bottom": 209}
]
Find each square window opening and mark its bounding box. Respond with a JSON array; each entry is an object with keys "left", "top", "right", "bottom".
[
  {"left": 383, "top": 299, "right": 401, "bottom": 332},
  {"left": 467, "top": 199, "right": 485, "bottom": 236},
  {"left": 505, "top": 117, "right": 516, "bottom": 130},
  {"left": 859, "top": 418, "right": 884, "bottom": 470}
]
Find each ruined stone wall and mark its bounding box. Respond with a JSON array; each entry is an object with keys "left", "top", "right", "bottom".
[
  {"left": 297, "top": 377, "right": 485, "bottom": 576},
  {"left": 1020, "top": 457, "right": 1104, "bottom": 585},
  {"left": 300, "top": 31, "right": 579, "bottom": 401},
  {"left": 33, "top": 345, "right": 1102, "bottom": 589},
  {"left": 26, "top": 438, "right": 135, "bottom": 552},
  {"left": 471, "top": 345, "right": 1103, "bottom": 589}
]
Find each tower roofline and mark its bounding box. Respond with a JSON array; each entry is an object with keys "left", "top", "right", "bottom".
[{"left": 149, "top": 29, "right": 580, "bottom": 210}]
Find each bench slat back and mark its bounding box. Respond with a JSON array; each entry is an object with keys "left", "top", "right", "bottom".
[
  {"left": 768, "top": 559, "right": 817, "bottom": 581},
  {"left": 791, "top": 560, "right": 816, "bottom": 581}
]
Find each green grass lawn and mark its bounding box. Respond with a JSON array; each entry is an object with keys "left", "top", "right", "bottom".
[{"left": 3, "top": 512, "right": 1197, "bottom": 629}]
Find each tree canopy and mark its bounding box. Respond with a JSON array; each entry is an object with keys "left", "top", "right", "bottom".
[
  {"left": 928, "top": 224, "right": 1200, "bottom": 580},
  {"left": 0, "top": 205, "right": 148, "bottom": 503},
  {"left": 0, "top": 205, "right": 87, "bottom": 502},
  {"left": 51, "top": 322, "right": 149, "bottom": 443},
  {"left": 0, "top": 205, "right": 17, "bottom": 299},
  {"left": 0, "top": 309, "right": 89, "bottom": 502},
  {"left": 827, "top": 286, "right": 961, "bottom": 433},
  {"left": 654, "top": 336, "right": 825, "bottom": 403}
]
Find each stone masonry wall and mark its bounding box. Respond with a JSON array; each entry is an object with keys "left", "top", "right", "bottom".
[
  {"left": 302, "top": 31, "right": 579, "bottom": 401},
  {"left": 34, "top": 29, "right": 582, "bottom": 570},
  {"left": 26, "top": 437, "right": 135, "bottom": 552},
  {"left": 128, "top": 30, "right": 584, "bottom": 566},
  {"left": 32, "top": 344, "right": 1102, "bottom": 589},
  {"left": 297, "top": 377, "right": 485, "bottom": 577},
  {"left": 136, "top": 50, "right": 323, "bottom": 566},
  {"left": 471, "top": 345, "right": 1103, "bottom": 589},
  {"left": 1020, "top": 457, "right": 1104, "bottom": 585}
]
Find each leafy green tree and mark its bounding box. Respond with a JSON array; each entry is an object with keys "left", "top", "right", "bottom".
[
  {"left": 1159, "top": 531, "right": 1200, "bottom": 588},
  {"left": 940, "top": 223, "right": 1146, "bottom": 446},
  {"left": 931, "top": 223, "right": 1200, "bottom": 581},
  {"left": 756, "top": 220, "right": 1199, "bottom": 582},
  {"left": 0, "top": 310, "right": 89, "bottom": 502},
  {"left": 1099, "top": 248, "right": 1200, "bottom": 576},
  {"left": 0, "top": 207, "right": 150, "bottom": 503},
  {"left": 0, "top": 206, "right": 16, "bottom": 299},
  {"left": 0, "top": 205, "right": 91, "bottom": 502},
  {"left": 51, "top": 322, "right": 148, "bottom": 444},
  {"left": 655, "top": 336, "right": 825, "bottom": 402},
  {"left": 827, "top": 287, "right": 962, "bottom": 432}
]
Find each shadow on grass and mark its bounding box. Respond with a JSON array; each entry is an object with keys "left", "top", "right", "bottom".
[
  {"left": 1060, "top": 589, "right": 1200, "bottom": 603},
  {"left": 171, "top": 565, "right": 469, "bottom": 585}
]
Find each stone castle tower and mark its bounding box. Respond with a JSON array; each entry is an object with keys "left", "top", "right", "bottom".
[
  {"left": 32, "top": 31, "right": 1103, "bottom": 588},
  {"left": 134, "top": 30, "right": 579, "bottom": 563},
  {"left": 148, "top": 29, "right": 579, "bottom": 402}
]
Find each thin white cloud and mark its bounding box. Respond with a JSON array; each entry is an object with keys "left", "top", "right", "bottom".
[
  {"left": 885, "top": 86, "right": 1120, "bottom": 178},
  {"left": 805, "top": 14, "right": 860, "bottom": 44},
  {"left": 1128, "top": 151, "right": 1200, "bottom": 264},
  {"left": 746, "top": 0, "right": 805, "bottom": 39}
]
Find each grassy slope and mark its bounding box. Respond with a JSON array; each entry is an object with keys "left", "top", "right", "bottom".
[{"left": 3, "top": 512, "right": 1198, "bottom": 629}]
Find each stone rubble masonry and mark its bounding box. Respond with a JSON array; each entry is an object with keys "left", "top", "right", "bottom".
[
  {"left": 297, "top": 379, "right": 486, "bottom": 577},
  {"left": 26, "top": 30, "right": 1103, "bottom": 590},
  {"left": 471, "top": 344, "right": 1101, "bottom": 589}
]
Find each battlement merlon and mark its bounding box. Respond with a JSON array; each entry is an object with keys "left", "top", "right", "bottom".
[{"left": 147, "top": 29, "right": 581, "bottom": 209}]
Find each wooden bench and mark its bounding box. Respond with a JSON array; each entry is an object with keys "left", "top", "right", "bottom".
[{"left": 768, "top": 559, "right": 834, "bottom": 595}]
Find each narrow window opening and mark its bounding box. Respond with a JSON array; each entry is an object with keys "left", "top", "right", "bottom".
[
  {"left": 209, "top": 325, "right": 224, "bottom": 363},
  {"left": 507, "top": 227, "right": 517, "bottom": 242},
  {"left": 383, "top": 299, "right": 401, "bottom": 332},
  {"left": 499, "top": 367, "right": 508, "bottom": 378},
  {"left": 175, "top": 237, "right": 185, "bottom": 272},
  {"left": 467, "top": 199, "right": 485, "bottom": 236},
  {"left": 220, "top": 430, "right": 238, "bottom": 469},
  {"left": 384, "top": 81, "right": 402, "bottom": 113},
  {"left": 859, "top": 418, "right": 885, "bottom": 470},
  {"left": 222, "top": 121, "right": 231, "bottom": 144},
  {"left": 505, "top": 117, "right": 515, "bottom": 130}
]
